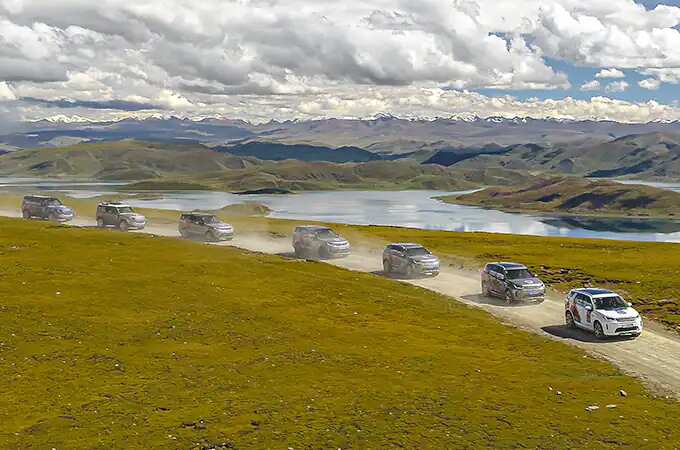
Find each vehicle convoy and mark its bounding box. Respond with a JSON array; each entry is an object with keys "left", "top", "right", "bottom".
[
  {"left": 481, "top": 262, "right": 545, "bottom": 304},
  {"left": 293, "top": 225, "right": 351, "bottom": 259},
  {"left": 96, "top": 202, "right": 146, "bottom": 231},
  {"left": 382, "top": 243, "right": 440, "bottom": 278},
  {"left": 179, "top": 213, "right": 234, "bottom": 241},
  {"left": 565, "top": 288, "right": 642, "bottom": 339},
  {"left": 21, "top": 195, "right": 74, "bottom": 222}
]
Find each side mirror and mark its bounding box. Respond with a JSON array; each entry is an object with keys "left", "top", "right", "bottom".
[
  {"left": 585, "top": 305, "right": 593, "bottom": 312},
  {"left": 627, "top": 302, "right": 633, "bottom": 307},
  {"left": 498, "top": 274, "right": 505, "bottom": 280}
]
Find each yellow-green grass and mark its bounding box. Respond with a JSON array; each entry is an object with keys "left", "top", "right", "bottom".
[
  {"left": 2, "top": 192, "right": 679, "bottom": 329},
  {"left": 1, "top": 217, "right": 679, "bottom": 449}
]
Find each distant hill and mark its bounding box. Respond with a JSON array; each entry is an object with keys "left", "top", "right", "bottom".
[
  {"left": 215, "top": 141, "right": 382, "bottom": 163},
  {"left": 3, "top": 116, "right": 679, "bottom": 158},
  {"left": 0, "top": 140, "right": 260, "bottom": 180},
  {"left": 440, "top": 177, "right": 680, "bottom": 218}
]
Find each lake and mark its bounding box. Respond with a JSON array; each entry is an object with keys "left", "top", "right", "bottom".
[{"left": 3, "top": 178, "right": 680, "bottom": 243}]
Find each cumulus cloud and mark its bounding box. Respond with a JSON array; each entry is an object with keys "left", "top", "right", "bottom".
[
  {"left": 638, "top": 78, "right": 661, "bottom": 90},
  {"left": 0, "top": 0, "right": 678, "bottom": 122},
  {"left": 0, "top": 81, "right": 16, "bottom": 100},
  {"left": 580, "top": 80, "right": 601, "bottom": 91},
  {"left": 605, "top": 81, "right": 630, "bottom": 93},
  {"left": 596, "top": 69, "right": 625, "bottom": 79}
]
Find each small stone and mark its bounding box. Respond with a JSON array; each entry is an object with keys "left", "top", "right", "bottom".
[
  {"left": 556, "top": 391, "right": 562, "bottom": 396},
  {"left": 620, "top": 390, "right": 628, "bottom": 397},
  {"left": 586, "top": 405, "right": 599, "bottom": 412},
  {"left": 606, "top": 404, "right": 617, "bottom": 409}
]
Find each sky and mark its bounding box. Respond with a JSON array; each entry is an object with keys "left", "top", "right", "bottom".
[{"left": 0, "top": 0, "right": 679, "bottom": 124}]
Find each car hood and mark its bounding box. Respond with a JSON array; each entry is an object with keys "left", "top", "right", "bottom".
[
  {"left": 599, "top": 307, "right": 639, "bottom": 320},
  {"left": 320, "top": 237, "right": 349, "bottom": 246},
  {"left": 49, "top": 205, "right": 73, "bottom": 214},
  {"left": 510, "top": 277, "right": 543, "bottom": 287},
  {"left": 410, "top": 255, "right": 439, "bottom": 265},
  {"left": 119, "top": 213, "right": 145, "bottom": 221},
  {"left": 208, "top": 222, "right": 233, "bottom": 231}
]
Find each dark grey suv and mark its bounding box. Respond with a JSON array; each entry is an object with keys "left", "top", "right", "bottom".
[
  {"left": 481, "top": 262, "right": 545, "bottom": 304},
  {"left": 293, "top": 226, "right": 351, "bottom": 259},
  {"left": 382, "top": 243, "right": 440, "bottom": 278},
  {"left": 21, "top": 195, "right": 74, "bottom": 222},
  {"left": 96, "top": 202, "right": 146, "bottom": 231},
  {"left": 179, "top": 213, "right": 234, "bottom": 241}
]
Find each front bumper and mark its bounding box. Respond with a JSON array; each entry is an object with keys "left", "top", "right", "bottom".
[
  {"left": 53, "top": 214, "right": 74, "bottom": 222},
  {"left": 604, "top": 320, "right": 643, "bottom": 336},
  {"left": 326, "top": 246, "right": 351, "bottom": 258},
  {"left": 512, "top": 287, "right": 545, "bottom": 302},
  {"left": 416, "top": 265, "right": 440, "bottom": 277},
  {"left": 127, "top": 221, "right": 146, "bottom": 230},
  {"left": 213, "top": 231, "right": 234, "bottom": 241}
]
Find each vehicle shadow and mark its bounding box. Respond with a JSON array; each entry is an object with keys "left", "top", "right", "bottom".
[
  {"left": 370, "top": 270, "right": 435, "bottom": 281},
  {"left": 541, "top": 325, "right": 636, "bottom": 344},
  {"left": 460, "top": 293, "right": 541, "bottom": 308}
]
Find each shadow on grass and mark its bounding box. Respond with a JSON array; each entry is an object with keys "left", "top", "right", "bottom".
[{"left": 541, "top": 325, "right": 638, "bottom": 344}]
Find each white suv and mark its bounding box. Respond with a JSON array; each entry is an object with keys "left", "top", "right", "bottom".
[{"left": 565, "top": 288, "right": 642, "bottom": 339}]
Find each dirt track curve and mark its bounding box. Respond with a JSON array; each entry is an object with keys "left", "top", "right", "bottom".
[{"left": 4, "top": 210, "right": 680, "bottom": 399}]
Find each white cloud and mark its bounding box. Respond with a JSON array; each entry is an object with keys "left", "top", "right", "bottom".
[
  {"left": 596, "top": 69, "right": 625, "bottom": 79},
  {"left": 580, "top": 80, "right": 601, "bottom": 91},
  {"left": 0, "top": 0, "right": 678, "bottom": 123},
  {"left": 605, "top": 81, "right": 629, "bottom": 93},
  {"left": 0, "top": 81, "right": 16, "bottom": 100},
  {"left": 638, "top": 78, "right": 661, "bottom": 90}
]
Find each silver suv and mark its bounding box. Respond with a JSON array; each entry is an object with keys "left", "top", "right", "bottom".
[
  {"left": 481, "top": 262, "right": 545, "bottom": 304},
  {"left": 382, "top": 243, "right": 440, "bottom": 278},
  {"left": 96, "top": 202, "right": 146, "bottom": 231},
  {"left": 22, "top": 195, "right": 74, "bottom": 222},
  {"left": 293, "top": 226, "right": 351, "bottom": 259},
  {"left": 179, "top": 213, "right": 234, "bottom": 241}
]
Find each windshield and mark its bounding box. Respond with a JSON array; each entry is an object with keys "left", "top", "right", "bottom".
[
  {"left": 405, "top": 247, "right": 430, "bottom": 257},
  {"left": 506, "top": 269, "right": 533, "bottom": 280},
  {"left": 45, "top": 199, "right": 62, "bottom": 206},
  {"left": 202, "top": 216, "right": 219, "bottom": 224},
  {"left": 316, "top": 229, "right": 338, "bottom": 239},
  {"left": 594, "top": 296, "right": 628, "bottom": 310},
  {"left": 116, "top": 207, "right": 134, "bottom": 214}
]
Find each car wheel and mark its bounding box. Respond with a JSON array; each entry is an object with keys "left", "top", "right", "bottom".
[
  {"left": 593, "top": 321, "right": 606, "bottom": 340},
  {"left": 407, "top": 263, "right": 416, "bottom": 278},
  {"left": 206, "top": 230, "right": 218, "bottom": 242},
  {"left": 565, "top": 311, "right": 576, "bottom": 329},
  {"left": 482, "top": 281, "right": 490, "bottom": 296},
  {"left": 504, "top": 289, "right": 514, "bottom": 305},
  {"left": 97, "top": 218, "right": 105, "bottom": 228},
  {"left": 22, "top": 210, "right": 30, "bottom": 219},
  {"left": 383, "top": 259, "right": 391, "bottom": 275},
  {"left": 119, "top": 221, "right": 129, "bottom": 232},
  {"left": 294, "top": 245, "right": 304, "bottom": 258},
  {"left": 319, "top": 246, "right": 330, "bottom": 260}
]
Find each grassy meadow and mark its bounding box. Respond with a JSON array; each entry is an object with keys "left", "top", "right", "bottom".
[{"left": 1, "top": 217, "right": 680, "bottom": 449}]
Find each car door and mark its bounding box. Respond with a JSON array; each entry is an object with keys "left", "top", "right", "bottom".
[
  {"left": 105, "top": 206, "right": 116, "bottom": 225},
  {"left": 488, "top": 265, "right": 503, "bottom": 294},
  {"left": 575, "top": 294, "right": 595, "bottom": 330}
]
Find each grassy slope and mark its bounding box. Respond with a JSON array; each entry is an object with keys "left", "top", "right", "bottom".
[
  {"left": 1, "top": 192, "right": 679, "bottom": 328},
  {"left": 1, "top": 217, "right": 679, "bottom": 449},
  {"left": 440, "top": 177, "right": 680, "bottom": 218}
]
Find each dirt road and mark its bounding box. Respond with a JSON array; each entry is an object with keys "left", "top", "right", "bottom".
[{"left": 4, "top": 210, "right": 680, "bottom": 398}]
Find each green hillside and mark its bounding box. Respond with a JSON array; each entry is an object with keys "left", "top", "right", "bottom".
[
  {"left": 441, "top": 177, "right": 680, "bottom": 218},
  {"left": 1, "top": 217, "right": 679, "bottom": 448}
]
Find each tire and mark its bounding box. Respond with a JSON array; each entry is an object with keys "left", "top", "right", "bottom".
[
  {"left": 294, "top": 245, "right": 304, "bottom": 258},
  {"left": 119, "top": 221, "right": 129, "bottom": 232},
  {"left": 565, "top": 311, "right": 576, "bottom": 329},
  {"left": 22, "top": 209, "right": 30, "bottom": 219},
  {"left": 319, "top": 246, "right": 330, "bottom": 260},
  {"left": 97, "top": 218, "right": 105, "bottom": 228},
  {"left": 407, "top": 263, "right": 416, "bottom": 278},
  {"left": 206, "top": 230, "right": 218, "bottom": 242},
  {"left": 482, "top": 281, "right": 490, "bottom": 297},
  {"left": 504, "top": 289, "right": 514, "bottom": 305},
  {"left": 383, "top": 259, "right": 391, "bottom": 275},
  {"left": 593, "top": 321, "right": 606, "bottom": 340}
]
